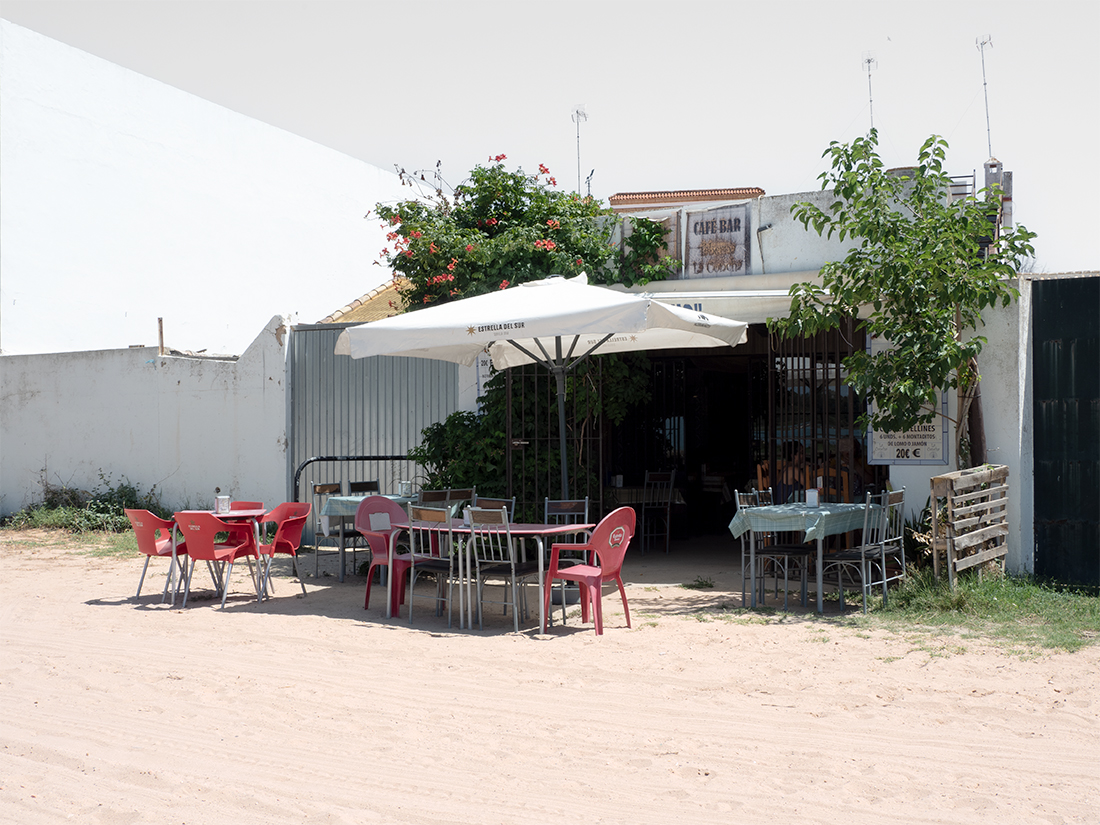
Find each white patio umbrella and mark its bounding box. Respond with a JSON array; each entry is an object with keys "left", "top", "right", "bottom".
[{"left": 335, "top": 274, "right": 748, "bottom": 497}]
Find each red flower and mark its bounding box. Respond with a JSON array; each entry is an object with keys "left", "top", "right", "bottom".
[
  {"left": 389, "top": 215, "right": 401, "bottom": 225},
  {"left": 410, "top": 230, "right": 422, "bottom": 239},
  {"left": 575, "top": 258, "right": 583, "bottom": 265},
  {"left": 499, "top": 280, "right": 510, "bottom": 290},
  {"left": 380, "top": 248, "right": 389, "bottom": 256},
  {"left": 405, "top": 250, "right": 413, "bottom": 258},
  {"left": 548, "top": 177, "right": 557, "bottom": 186},
  {"left": 465, "top": 244, "right": 474, "bottom": 252},
  {"left": 493, "top": 153, "right": 507, "bottom": 162},
  {"left": 430, "top": 242, "right": 438, "bottom": 254},
  {"left": 486, "top": 217, "right": 498, "bottom": 226},
  {"left": 386, "top": 231, "right": 398, "bottom": 242},
  {"left": 546, "top": 219, "right": 560, "bottom": 230},
  {"left": 539, "top": 163, "right": 550, "bottom": 175},
  {"left": 447, "top": 258, "right": 457, "bottom": 272},
  {"left": 534, "top": 239, "right": 557, "bottom": 251}
]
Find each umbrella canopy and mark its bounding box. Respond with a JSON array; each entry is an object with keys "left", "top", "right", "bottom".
[{"left": 335, "top": 274, "right": 749, "bottom": 496}]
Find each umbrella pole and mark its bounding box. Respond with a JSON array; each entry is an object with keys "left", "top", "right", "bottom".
[
  {"left": 553, "top": 342, "right": 569, "bottom": 500},
  {"left": 554, "top": 367, "right": 569, "bottom": 499}
]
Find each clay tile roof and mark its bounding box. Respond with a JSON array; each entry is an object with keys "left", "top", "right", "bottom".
[
  {"left": 318, "top": 277, "right": 409, "bottom": 325},
  {"left": 609, "top": 187, "right": 765, "bottom": 208}
]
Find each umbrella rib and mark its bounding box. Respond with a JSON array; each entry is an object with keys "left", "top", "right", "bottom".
[
  {"left": 508, "top": 339, "right": 550, "bottom": 367},
  {"left": 565, "top": 333, "right": 615, "bottom": 372}
]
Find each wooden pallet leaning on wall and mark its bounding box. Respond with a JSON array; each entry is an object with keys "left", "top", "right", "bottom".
[{"left": 930, "top": 465, "right": 1010, "bottom": 587}]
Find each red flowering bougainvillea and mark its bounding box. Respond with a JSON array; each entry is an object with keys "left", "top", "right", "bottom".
[{"left": 372, "top": 156, "right": 677, "bottom": 310}]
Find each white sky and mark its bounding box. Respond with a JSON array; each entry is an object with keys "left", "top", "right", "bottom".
[{"left": 3, "top": 0, "right": 1097, "bottom": 273}]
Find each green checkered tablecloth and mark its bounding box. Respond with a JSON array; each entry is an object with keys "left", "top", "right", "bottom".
[
  {"left": 319, "top": 495, "right": 415, "bottom": 535},
  {"left": 728, "top": 501, "right": 869, "bottom": 544}
]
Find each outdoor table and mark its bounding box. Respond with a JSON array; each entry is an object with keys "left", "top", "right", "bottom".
[
  {"left": 728, "top": 501, "right": 869, "bottom": 614},
  {"left": 170, "top": 508, "right": 267, "bottom": 602},
  {"left": 384, "top": 519, "right": 595, "bottom": 634},
  {"left": 319, "top": 494, "right": 415, "bottom": 581}
]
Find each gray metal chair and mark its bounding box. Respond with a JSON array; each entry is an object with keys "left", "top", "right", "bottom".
[
  {"left": 405, "top": 504, "right": 463, "bottom": 627},
  {"left": 733, "top": 489, "right": 758, "bottom": 605},
  {"left": 311, "top": 482, "right": 342, "bottom": 577},
  {"left": 641, "top": 470, "right": 675, "bottom": 554},
  {"left": 465, "top": 506, "right": 538, "bottom": 632},
  {"left": 544, "top": 497, "right": 591, "bottom": 619},
  {"left": 418, "top": 487, "right": 475, "bottom": 519},
  {"left": 824, "top": 488, "right": 906, "bottom": 612},
  {"left": 472, "top": 495, "right": 516, "bottom": 522},
  {"left": 737, "top": 487, "right": 812, "bottom": 610}
]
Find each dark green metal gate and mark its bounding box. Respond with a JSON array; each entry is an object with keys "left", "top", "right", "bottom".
[{"left": 1032, "top": 275, "right": 1100, "bottom": 588}]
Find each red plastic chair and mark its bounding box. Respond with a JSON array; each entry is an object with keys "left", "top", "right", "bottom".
[
  {"left": 125, "top": 509, "right": 187, "bottom": 602},
  {"left": 354, "top": 496, "right": 412, "bottom": 615},
  {"left": 226, "top": 500, "right": 265, "bottom": 543},
  {"left": 176, "top": 511, "right": 261, "bottom": 608},
  {"left": 543, "top": 506, "right": 636, "bottom": 635},
  {"left": 257, "top": 502, "right": 311, "bottom": 597}
]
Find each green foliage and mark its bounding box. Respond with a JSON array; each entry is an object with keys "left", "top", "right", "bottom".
[
  {"left": 407, "top": 410, "right": 506, "bottom": 496},
  {"left": 769, "top": 130, "right": 1037, "bottom": 435},
  {"left": 881, "top": 568, "right": 1100, "bottom": 652},
  {"left": 902, "top": 496, "right": 936, "bottom": 571},
  {"left": 2, "top": 472, "right": 167, "bottom": 533},
  {"left": 409, "top": 352, "right": 652, "bottom": 503},
  {"left": 373, "top": 156, "right": 676, "bottom": 310},
  {"left": 682, "top": 575, "right": 716, "bottom": 590}
]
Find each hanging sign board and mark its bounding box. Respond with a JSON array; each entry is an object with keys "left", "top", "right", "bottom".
[
  {"left": 685, "top": 205, "right": 750, "bottom": 277},
  {"left": 868, "top": 394, "right": 949, "bottom": 465},
  {"left": 866, "top": 337, "right": 950, "bottom": 465}
]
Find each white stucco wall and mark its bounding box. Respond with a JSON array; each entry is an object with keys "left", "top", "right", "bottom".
[
  {"left": 624, "top": 189, "right": 1034, "bottom": 571},
  {"left": 0, "top": 317, "right": 289, "bottom": 517},
  {"left": 0, "top": 20, "right": 404, "bottom": 356}
]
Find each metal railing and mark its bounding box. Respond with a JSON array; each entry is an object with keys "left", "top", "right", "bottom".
[{"left": 292, "top": 454, "right": 409, "bottom": 502}]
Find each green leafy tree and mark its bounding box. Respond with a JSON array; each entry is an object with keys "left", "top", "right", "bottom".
[
  {"left": 372, "top": 155, "right": 677, "bottom": 309},
  {"left": 769, "top": 130, "right": 1036, "bottom": 468}
]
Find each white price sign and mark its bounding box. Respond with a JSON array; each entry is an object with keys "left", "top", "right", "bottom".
[
  {"left": 866, "top": 337, "right": 949, "bottom": 466},
  {"left": 868, "top": 395, "right": 949, "bottom": 465}
]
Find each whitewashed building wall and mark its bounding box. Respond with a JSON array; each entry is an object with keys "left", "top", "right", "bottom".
[{"left": 0, "top": 317, "right": 290, "bottom": 517}]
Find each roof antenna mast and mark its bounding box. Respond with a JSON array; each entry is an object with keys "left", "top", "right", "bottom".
[
  {"left": 976, "top": 35, "right": 994, "bottom": 157},
  {"left": 861, "top": 51, "right": 878, "bottom": 132},
  {"left": 571, "top": 105, "right": 587, "bottom": 195}
]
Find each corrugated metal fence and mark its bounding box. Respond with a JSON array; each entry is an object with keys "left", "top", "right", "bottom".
[{"left": 287, "top": 323, "right": 461, "bottom": 537}]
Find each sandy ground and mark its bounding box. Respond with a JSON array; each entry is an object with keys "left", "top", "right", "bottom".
[{"left": 1, "top": 529, "right": 1098, "bottom": 825}]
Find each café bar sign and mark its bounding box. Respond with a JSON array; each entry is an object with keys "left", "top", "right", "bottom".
[{"left": 685, "top": 205, "right": 750, "bottom": 278}]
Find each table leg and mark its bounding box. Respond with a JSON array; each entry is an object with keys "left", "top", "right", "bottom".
[
  {"left": 168, "top": 530, "right": 179, "bottom": 606},
  {"left": 816, "top": 537, "right": 824, "bottom": 615},
  {"left": 537, "top": 537, "right": 547, "bottom": 634},
  {"left": 338, "top": 519, "right": 346, "bottom": 582},
  {"left": 749, "top": 530, "right": 757, "bottom": 609},
  {"left": 464, "top": 536, "right": 473, "bottom": 631},
  {"left": 385, "top": 532, "right": 394, "bottom": 619}
]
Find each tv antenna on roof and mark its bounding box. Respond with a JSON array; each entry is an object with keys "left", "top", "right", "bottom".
[
  {"left": 861, "top": 51, "right": 878, "bottom": 131},
  {"left": 572, "top": 105, "right": 587, "bottom": 195},
  {"left": 976, "top": 35, "right": 994, "bottom": 157}
]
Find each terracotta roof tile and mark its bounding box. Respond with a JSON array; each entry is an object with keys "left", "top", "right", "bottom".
[
  {"left": 609, "top": 188, "right": 765, "bottom": 208},
  {"left": 319, "top": 277, "right": 409, "bottom": 324}
]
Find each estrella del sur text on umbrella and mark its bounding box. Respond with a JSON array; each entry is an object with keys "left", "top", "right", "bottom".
[{"left": 474, "top": 321, "right": 527, "bottom": 334}]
